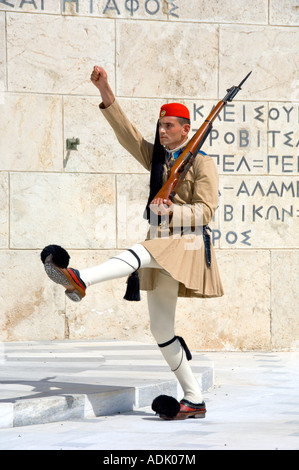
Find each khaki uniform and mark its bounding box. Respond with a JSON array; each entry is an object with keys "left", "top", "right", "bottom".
[{"left": 101, "top": 100, "right": 224, "bottom": 298}]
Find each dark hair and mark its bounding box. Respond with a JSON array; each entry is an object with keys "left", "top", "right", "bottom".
[{"left": 176, "top": 117, "right": 191, "bottom": 126}]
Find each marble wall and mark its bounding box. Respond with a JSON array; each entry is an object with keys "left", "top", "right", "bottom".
[{"left": 0, "top": 0, "right": 298, "bottom": 350}]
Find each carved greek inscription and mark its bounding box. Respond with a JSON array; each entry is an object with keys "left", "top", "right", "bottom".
[
  {"left": 0, "top": 0, "right": 179, "bottom": 17},
  {"left": 192, "top": 102, "right": 299, "bottom": 248},
  {"left": 0, "top": 0, "right": 44, "bottom": 8},
  {"left": 193, "top": 102, "right": 299, "bottom": 175}
]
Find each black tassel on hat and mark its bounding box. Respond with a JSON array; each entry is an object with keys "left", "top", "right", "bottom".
[
  {"left": 144, "top": 120, "right": 166, "bottom": 224},
  {"left": 125, "top": 122, "right": 165, "bottom": 300},
  {"left": 126, "top": 121, "right": 165, "bottom": 300}
]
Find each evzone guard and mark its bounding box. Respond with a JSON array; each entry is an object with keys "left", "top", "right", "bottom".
[{"left": 41, "top": 66, "right": 249, "bottom": 420}]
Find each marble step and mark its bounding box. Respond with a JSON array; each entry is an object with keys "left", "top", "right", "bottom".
[{"left": 0, "top": 340, "right": 214, "bottom": 428}]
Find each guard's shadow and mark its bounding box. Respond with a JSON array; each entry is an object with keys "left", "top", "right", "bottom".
[{"left": 0, "top": 377, "right": 130, "bottom": 403}]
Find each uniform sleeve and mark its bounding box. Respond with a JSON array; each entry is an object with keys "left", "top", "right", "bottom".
[
  {"left": 171, "top": 155, "right": 219, "bottom": 228},
  {"left": 99, "top": 100, "right": 153, "bottom": 171},
  {"left": 192, "top": 155, "right": 219, "bottom": 225}
]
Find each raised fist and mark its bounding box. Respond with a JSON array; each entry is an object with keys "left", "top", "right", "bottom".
[{"left": 90, "top": 66, "right": 108, "bottom": 91}]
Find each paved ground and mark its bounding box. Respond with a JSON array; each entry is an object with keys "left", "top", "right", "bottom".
[{"left": 0, "top": 340, "right": 298, "bottom": 450}]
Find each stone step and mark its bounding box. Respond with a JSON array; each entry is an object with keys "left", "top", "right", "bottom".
[{"left": 0, "top": 340, "right": 214, "bottom": 428}]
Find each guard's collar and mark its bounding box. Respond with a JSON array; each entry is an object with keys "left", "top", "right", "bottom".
[
  {"left": 166, "top": 137, "right": 189, "bottom": 155},
  {"left": 166, "top": 138, "right": 189, "bottom": 161}
]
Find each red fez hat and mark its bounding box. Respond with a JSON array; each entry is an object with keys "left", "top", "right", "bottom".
[{"left": 159, "top": 103, "right": 190, "bottom": 120}]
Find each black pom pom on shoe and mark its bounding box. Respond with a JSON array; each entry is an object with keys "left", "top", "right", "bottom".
[
  {"left": 151, "top": 395, "right": 180, "bottom": 419},
  {"left": 40, "top": 244, "right": 70, "bottom": 268}
]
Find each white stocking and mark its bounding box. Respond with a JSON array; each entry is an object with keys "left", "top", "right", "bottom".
[
  {"left": 79, "top": 244, "right": 160, "bottom": 288},
  {"left": 147, "top": 270, "right": 203, "bottom": 404}
]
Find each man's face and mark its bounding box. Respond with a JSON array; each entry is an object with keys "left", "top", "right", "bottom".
[{"left": 158, "top": 116, "right": 190, "bottom": 150}]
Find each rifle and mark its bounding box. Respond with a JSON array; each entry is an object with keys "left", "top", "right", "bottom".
[{"left": 151, "top": 71, "right": 252, "bottom": 204}]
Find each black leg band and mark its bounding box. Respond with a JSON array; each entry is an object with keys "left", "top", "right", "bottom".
[
  {"left": 112, "top": 248, "right": 141, "bottom": 272},
  {"left": 127, "top": 249, "right": 141, "bottom": 270},
  {"left": 158, "top": 336, "right": 177, "bottom": 348},
  {"left": 158, "top": 335, "right": 192, "bottom": 361}
]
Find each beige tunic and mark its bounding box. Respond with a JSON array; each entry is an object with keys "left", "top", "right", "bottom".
[{"left": 100, "top": 100, "right": 224, "bottom": 298}]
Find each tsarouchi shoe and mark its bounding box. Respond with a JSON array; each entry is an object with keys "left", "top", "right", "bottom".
[
  {"left": 41, "top": 245, "right": 86, "bottom": 302},
  {"left": 152, "top": 395, "right": 206, "bottom": 420},
  {"left": 168, "top": 399, "right": 206, "bottom": 420}
]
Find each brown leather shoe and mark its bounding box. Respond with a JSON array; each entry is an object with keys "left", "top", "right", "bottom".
[
  {"left": 44, "top": 255, "right": 86, "bottom": 302},
  {"left": 161, "top": 399, "right": 206, "bottom": 420}
]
